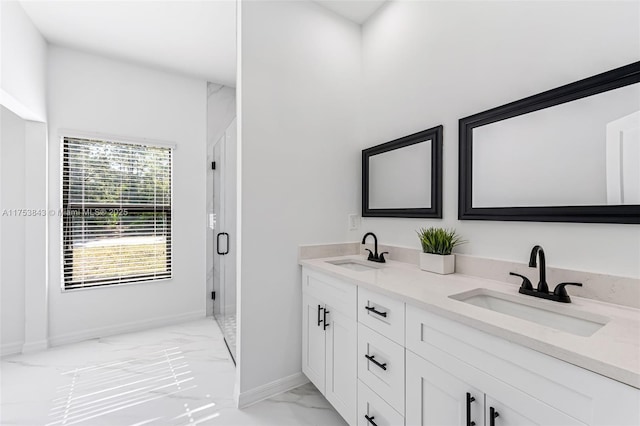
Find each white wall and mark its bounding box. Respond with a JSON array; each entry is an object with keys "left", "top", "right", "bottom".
[
  {"left": 0, "top": 106, "right": 26, "bottom": 355},
  {"left": 0, "top": 1, "right": 48, "bottom": 356},
  {"left": 239, "top": 0, "right": 361, "bottom": 395},
  {"left": 0, "top": 1, "right": 47, "bottom": 121},
  {"left": 47, "top": 46, "right": 207, "bottom": 345},
  {"left": 358, "top": 0, "right": 640, "bottom": 278}
]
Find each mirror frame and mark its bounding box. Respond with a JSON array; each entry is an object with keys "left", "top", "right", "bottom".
[
  {"left": 362, "top": 125, "right": 443, "bottom": 218},
  {"left": 459, "top": 61, "right": 640, "bottom": 224}
]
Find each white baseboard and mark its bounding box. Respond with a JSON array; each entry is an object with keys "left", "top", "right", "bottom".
[
  {"left": 22, "top": 339, "right": 49, "bottom": 354},
  {"left": 237, "top": 372, "right": 309, "bottom": 408},
  {"left": 49, "top": 310, "right": 205, "bottom": 347},
  {"left": 1, "top": 341, "right": 24, "bottom": 357}
]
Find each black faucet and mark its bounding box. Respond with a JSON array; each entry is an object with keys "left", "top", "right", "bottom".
[
  {"left": 509, "top": 245, "right": 583, "bottom": 303},
  {"left": 361, "top": 232, "right": 387, "bottom": 263}
]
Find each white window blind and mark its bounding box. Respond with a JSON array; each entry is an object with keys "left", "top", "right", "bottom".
[{"left": 62, "top": 136, "right": 172, "bottom": 290}]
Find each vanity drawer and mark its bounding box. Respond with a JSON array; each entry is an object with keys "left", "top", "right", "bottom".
[
  {"left": 358, "top": 287, "right": 405, "bottom": 345},
  {"left": 302, "top": 268, "right": 356, "bottom": 318},
  {"left": 358, "top": 380, "right": 404, "bottom": 426},
  {"left": 358, "top": 323, "right": 405, "bottom": 414}
]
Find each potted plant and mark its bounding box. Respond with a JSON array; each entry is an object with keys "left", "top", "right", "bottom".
[{"left": 416, "top": 227, "right": 465, "bottom": 274}]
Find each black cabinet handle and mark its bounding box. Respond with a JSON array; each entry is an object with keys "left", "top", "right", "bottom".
[
  {"left": 323, "top": 308, "right": 330, "bottom": 330},
  {"left": 317, "top": 305, "right": 323, "bottom": 327},
  {"left": 365, "top": 305, "right": 388, "bottom": 318},
  {"left": 364, "top": 415, "right": 378, "bottom": 426},
  {"left": 466, "top": 392, "right": 476, "bottom": 426},
  {"left": 216, "top": 232, "right": 229, "bottom": 255},
  {"left": 364, "top": 354, "right": 387, "bottom": 371},
  {"left": 490, "top": 407, "right": 499, "bottom": 426}
]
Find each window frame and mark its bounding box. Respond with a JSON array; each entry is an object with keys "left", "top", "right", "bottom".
[{"left": 59, "top": 132, "right": 175, "bottom": 292}]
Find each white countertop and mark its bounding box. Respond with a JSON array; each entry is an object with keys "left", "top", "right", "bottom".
[{"left": 299, "top": 255, "right": 640, "bottom": 389}]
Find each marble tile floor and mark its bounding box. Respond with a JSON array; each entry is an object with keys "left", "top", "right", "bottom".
[{"left": 0, "top": 319, "right": 347, "bottom": 426}]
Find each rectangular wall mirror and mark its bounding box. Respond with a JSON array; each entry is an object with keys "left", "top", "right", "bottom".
[
  {"left": 363, "top": 125, "right": 443, "bottom": 218},
  {"left": 459, "top": 61, "right": 640, "bottom": 224}
]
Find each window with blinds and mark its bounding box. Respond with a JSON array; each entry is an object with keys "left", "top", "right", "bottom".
[{"left": 62, "top": 136, "right": 172, "bottom": 290}]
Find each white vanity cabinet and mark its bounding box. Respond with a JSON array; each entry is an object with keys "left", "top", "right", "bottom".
[
  {"left": 301, "top": 266, "right": 640, "bottom": 426},
  {"left": 302, "top": 269, "right": 357, "bottom": 425}
]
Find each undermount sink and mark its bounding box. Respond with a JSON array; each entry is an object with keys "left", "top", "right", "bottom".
[
  {"left": 450, "top": 289, "right": 610, "bottom": 337},
  {"left": 326, "top": 259, "right": 381, "bottom": 272}
]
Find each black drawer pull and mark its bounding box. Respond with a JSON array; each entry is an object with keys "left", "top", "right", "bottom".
[
  {"left": 364, "top": 415, "right": 378, "bottom": 426},
  {"left": 317, "top": 305, "right": 323, "bottom": 327},
  {"left": 365, "top": 354, "right": 387, "bottom": 371},
  {"left": 490, "top": 407, "right": 499, "bottom": 426},
  {"left": 466, "top": 392, "right": 476, "bottom": 426},
  {"left": 365, "top": 305, "right": 388, "bottom": 318}
]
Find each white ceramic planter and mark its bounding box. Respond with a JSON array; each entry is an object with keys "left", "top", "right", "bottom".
[{"left": 419, "top": 253, "right": 455, "bottom": 275}]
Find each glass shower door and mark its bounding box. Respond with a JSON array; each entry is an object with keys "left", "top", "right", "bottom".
[{"left": 212, "top": 120, "right": 237, "bottom": 362}]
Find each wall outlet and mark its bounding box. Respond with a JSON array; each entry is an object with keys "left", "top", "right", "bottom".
[{"left": 348, "top": 213, "right": 360, "bottom": 230}]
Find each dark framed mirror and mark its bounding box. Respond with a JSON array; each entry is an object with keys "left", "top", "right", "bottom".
[
  {"left": 459, "top": 61, "right": 640, "bottom": 224},
  {"left": 363, "top": 125, "right": 443, "bottom": 218}
]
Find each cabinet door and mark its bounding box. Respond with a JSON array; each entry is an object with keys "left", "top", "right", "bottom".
[
  {"left": 325, "top": 306, "right": 357, "bottom": 425},
  {"left": 302, "top": 292, "right": 326, "bottom": 393},
  {"left": 406, "top": 351, "right": 483, "bottom": 426},
  {"left": 485, "top": 395, "right": 584, "bottom": 426}
]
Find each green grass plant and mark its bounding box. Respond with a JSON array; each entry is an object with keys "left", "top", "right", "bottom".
[{"left": 417, "top": 227, "right": 465, "bottom": 255}]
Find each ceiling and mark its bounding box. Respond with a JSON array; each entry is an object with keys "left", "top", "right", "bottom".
[
  {"left": 19, "top": 0, "right": 236, "bottom": 87},
  {"left": 314, "top": 0, "right": 387, "bottom": 24}
]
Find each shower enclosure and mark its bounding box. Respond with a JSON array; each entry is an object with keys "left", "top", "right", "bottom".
[{"left": 207, "top": 82, "right": 237, "bottom": 362}]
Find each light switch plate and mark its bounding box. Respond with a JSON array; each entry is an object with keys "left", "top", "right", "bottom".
[{"left": 348, "top": 213, "right": 360, "bottom": 230}]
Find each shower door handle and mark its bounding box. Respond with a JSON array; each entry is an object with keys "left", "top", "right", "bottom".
[{"left": 216, "top": 232, "right": 230, "bottom": 255}]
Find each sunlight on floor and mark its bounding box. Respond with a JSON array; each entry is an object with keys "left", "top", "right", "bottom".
[{"left": 1, "top": 319, "right": 346, "bottom": 426}]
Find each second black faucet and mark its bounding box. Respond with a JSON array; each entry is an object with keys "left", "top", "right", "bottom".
[{"left": 510, "top": 245, "right": 582, "bottom": 303}]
